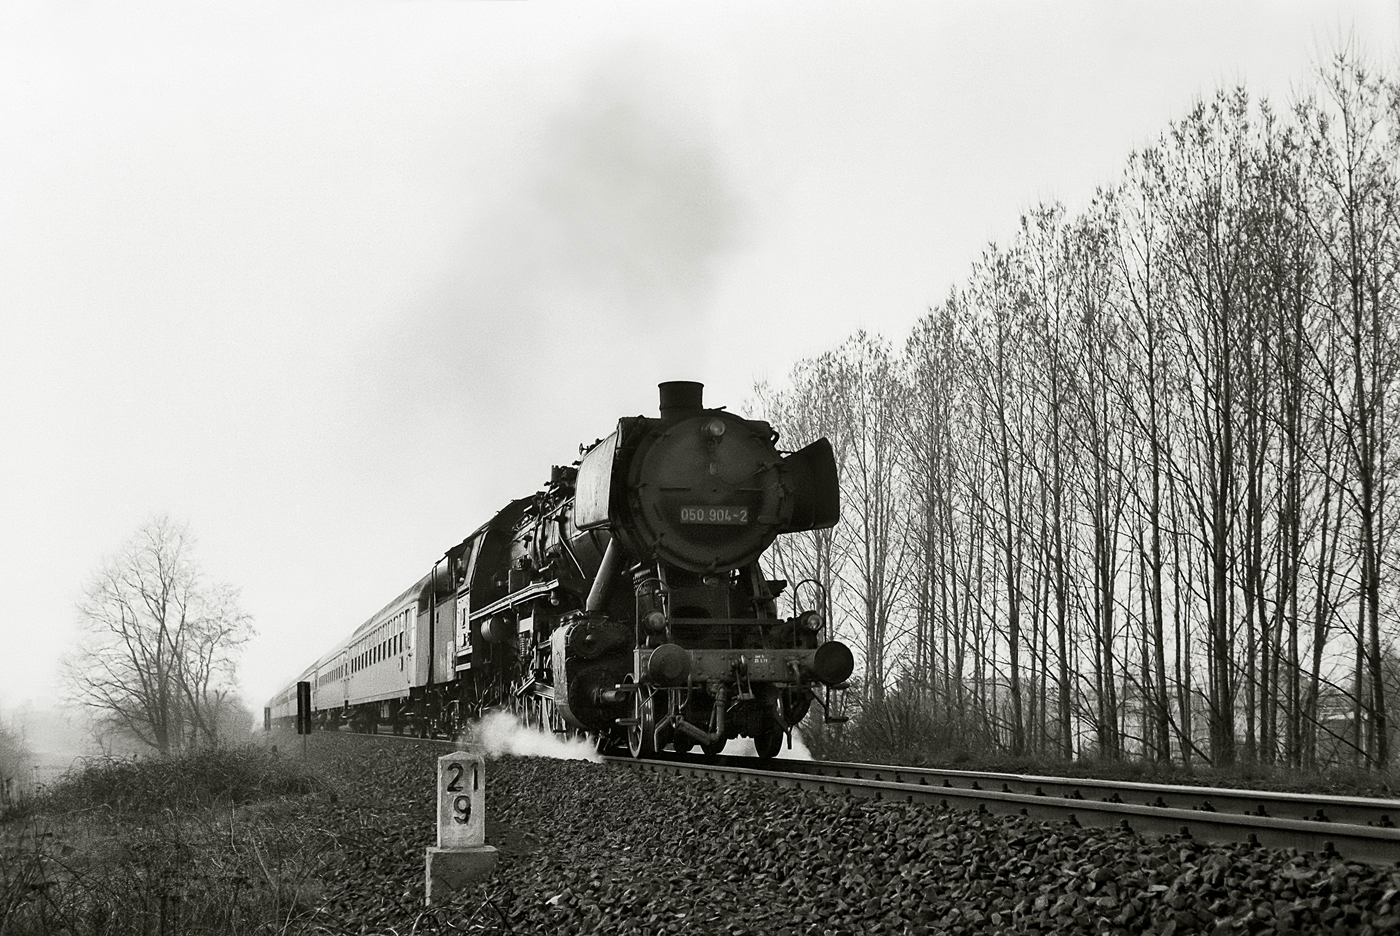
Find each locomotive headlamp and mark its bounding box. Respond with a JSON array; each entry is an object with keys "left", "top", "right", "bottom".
[
  {"left": 701, "top": 418, "right": 726, "bottom": 438},
  {"left": 644, "top": 610, "right": 668, "bottom": 633},
  {"left": 799, "top": 610, "right": 823, "bottom": 633}
]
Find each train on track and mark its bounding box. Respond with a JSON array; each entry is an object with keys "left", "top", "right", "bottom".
[{"left": 266, "top": 381, "right": 855, "bottom": 758}]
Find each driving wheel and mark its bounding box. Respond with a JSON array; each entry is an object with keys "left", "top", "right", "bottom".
[{"left": 628, "top": 690, "right": 656, "bottom": 758}]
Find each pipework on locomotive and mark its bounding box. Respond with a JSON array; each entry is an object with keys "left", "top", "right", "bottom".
[{"left": 266, "top": 381, "right": 855, "bottom": 759}]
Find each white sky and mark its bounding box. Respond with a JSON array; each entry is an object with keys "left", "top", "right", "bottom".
[{"left": 2, "top": 0, "right": 1396, "bottom": 718}]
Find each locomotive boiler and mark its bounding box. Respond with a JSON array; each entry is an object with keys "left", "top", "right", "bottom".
[{"left": 267, "top": 381, "right": 854, "bottom": 759}]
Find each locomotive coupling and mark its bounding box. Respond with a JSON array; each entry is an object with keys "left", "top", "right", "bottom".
[{"left": 674, "top": 685, "right": 730, "bottom": 746}]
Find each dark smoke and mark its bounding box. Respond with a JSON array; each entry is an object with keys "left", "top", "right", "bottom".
[{"left": 372, "top": 52, "right": 744, "bottom": 470}]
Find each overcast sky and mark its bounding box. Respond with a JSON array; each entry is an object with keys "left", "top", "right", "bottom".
[{"left": 2, "top": 1, "right": 1396, "bottom": 722}]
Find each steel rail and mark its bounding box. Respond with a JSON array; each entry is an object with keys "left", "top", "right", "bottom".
[
  {"left": 610, "top": 755, "right": 1400, "bottom": 866},
  {"left": 693, "top": 754, "right": 1400, "bottom": 828}
]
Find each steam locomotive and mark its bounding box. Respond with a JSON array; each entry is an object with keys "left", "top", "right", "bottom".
[{"left": 266, "top": 381, "right": 854, "bottom": 758}]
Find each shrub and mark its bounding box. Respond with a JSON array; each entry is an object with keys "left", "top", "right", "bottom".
[
  {"left": 802, "top": 689, "right": 996, "bottom": 765},
  {"left": 37, "top": 745, "right": 319, "bottom": 817},
  {"left": 1, "top": 745, "right": 330, "bottom": 935}
]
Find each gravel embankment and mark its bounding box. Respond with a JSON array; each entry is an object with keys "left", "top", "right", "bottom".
[{"left": 296, "top": 733, "right": 1400, "bottom": 935}]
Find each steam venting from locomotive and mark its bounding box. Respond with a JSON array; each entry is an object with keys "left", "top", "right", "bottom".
[
  {"left": 267, "top": 381, "right": 852, "bottom": 760},
  {"left": 465, "top": 710, "right": 601, "bottom": 762}
]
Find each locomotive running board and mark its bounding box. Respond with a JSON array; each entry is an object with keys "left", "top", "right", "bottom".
[{"left": 468, "top": 579, "right": 562, "bottom": 621}]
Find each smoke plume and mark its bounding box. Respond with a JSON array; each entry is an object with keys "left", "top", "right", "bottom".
[
  {"left": 371, "top": 49, "right": 745, "bottom": 486},
  {"left": 461, "top": 710, "right": 601, "bottom": 762}
]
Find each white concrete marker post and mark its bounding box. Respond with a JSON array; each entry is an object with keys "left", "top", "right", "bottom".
[{"left": 425, "top": 752, "right": 498, "bottom": 904}]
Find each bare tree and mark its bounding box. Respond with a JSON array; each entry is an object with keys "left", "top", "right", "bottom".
[
  {"left": 830, "top": 333, "right": 912, "bottom": 704},
  {"left": 1297, "top": 45, "right": 1400, "bottom": 768},
  {"left": 755, "top": 41, "right": 1400, "bottom": 772},
  {"left": 64, "top": 516, "right": 254, "bottom": 754}
]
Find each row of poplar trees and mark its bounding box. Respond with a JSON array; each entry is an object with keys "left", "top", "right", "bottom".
[{"left": 757, "top": 47, "right": 1400, "bottom": 771}]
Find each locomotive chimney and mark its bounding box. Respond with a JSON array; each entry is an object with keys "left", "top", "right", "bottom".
[{"left": 658, "top": 381, "right": 704, "bottom": 418}]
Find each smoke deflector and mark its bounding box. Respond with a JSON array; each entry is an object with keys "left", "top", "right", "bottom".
[{"left": 777, "top": 438, "right": 840, "bottom": 533}]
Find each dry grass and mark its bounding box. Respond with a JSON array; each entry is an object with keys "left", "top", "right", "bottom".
[{"left": 0, "top": 745, "right": 335, "bottom": 936}]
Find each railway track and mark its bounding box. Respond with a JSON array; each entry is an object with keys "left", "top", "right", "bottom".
[
  {"left": 609, "top": 752, "right": 1400, "bottom": 866},
  {"left": 303, "top": 727, "right": 1400, "bottom": 864}
]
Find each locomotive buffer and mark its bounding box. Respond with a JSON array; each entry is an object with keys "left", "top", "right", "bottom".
[{"left": 425, "top": 752, "right": 497, "bottom": 904}]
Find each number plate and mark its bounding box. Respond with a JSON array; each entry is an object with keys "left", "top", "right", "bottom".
[
  {"left": 437, "top": 753, "right": 485, "bottom": 848},
  {"left": 679, "top": 506, "right": 750, "bottom": 525}
]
